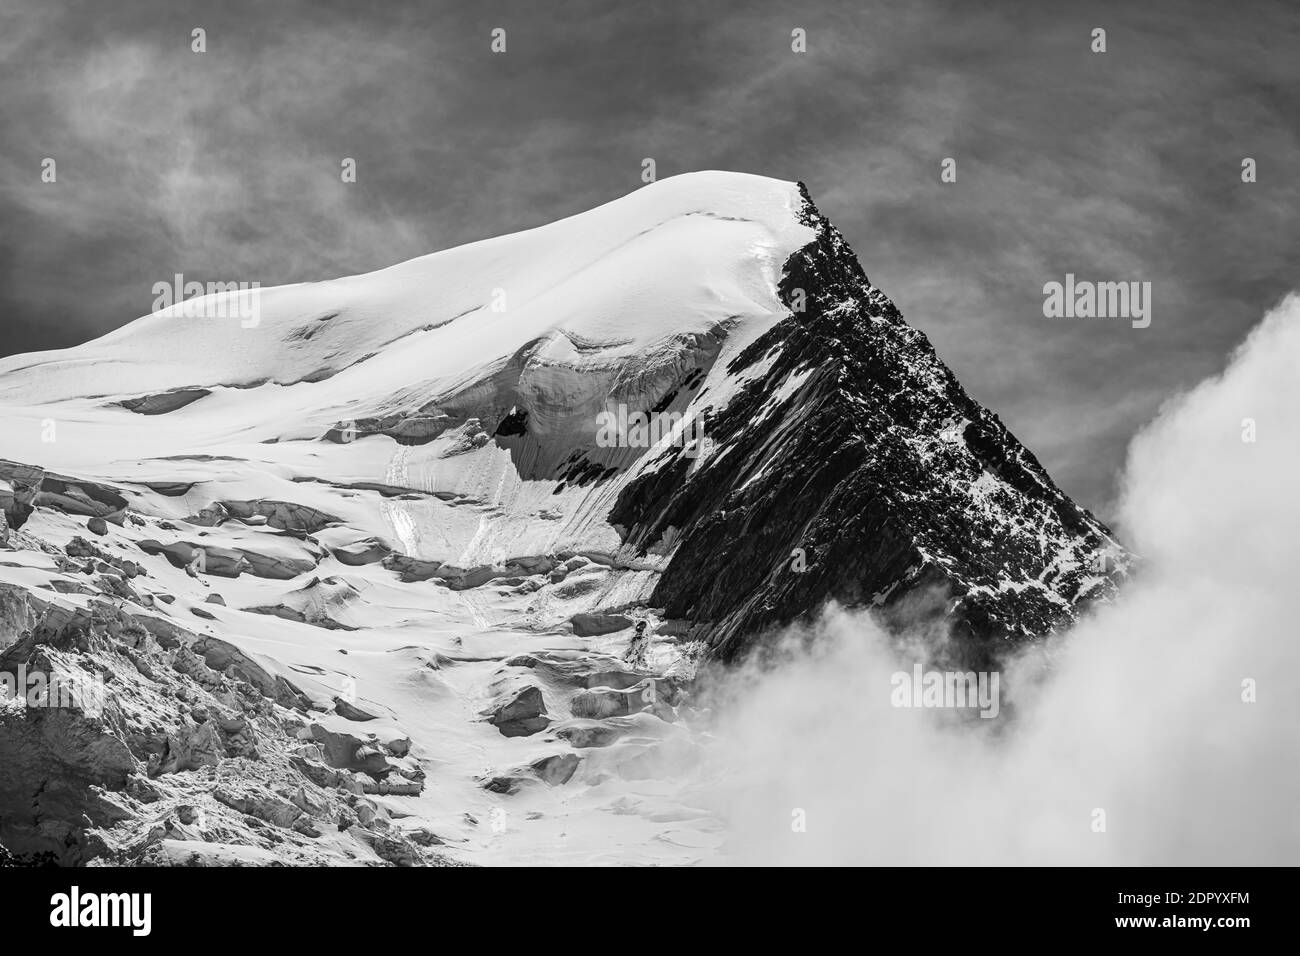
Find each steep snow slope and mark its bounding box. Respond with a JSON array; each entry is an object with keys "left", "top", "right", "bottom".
[
  {"left": 0, "top": 172, "right": 812, "bottom": 575},
  {"left": 0, "top": 170, "right": 807, "bottom": 409},
  {"left": 0, "top": 172, "right": 1126, "bottom": 865}
]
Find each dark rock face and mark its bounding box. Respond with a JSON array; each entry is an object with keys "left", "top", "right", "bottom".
[
  {"left": 528, "top": 752, "right": 580, "bottom": 786},
  {"left": 219, "top": 499, "right": 339, "bottom": 534},
  {"left": 35, "top": 474, "right": 129, "bottom": 524},
  {"left": 0, "top": 460, "right": 46, "bottom": 530},
  {"left": 0, "top": 564, "right": 446, "bottom": 865},
  {"left": 0, "top": 594, "right": 286, "bottom": 861},
  {"left": 569, "top": 612, "right": 632, "bottom": 637},
  {"left": 115, "top": 388, "right": 211, "bottom": 415},
  {"left": 482, "top": 684, "right": 549, "bottom": 738},
  {"left": 493, "top": 407, "right": 529, "bottom": 437},
  {"left": 610, "top": 184, "right": 1129, "bottom": 667}
]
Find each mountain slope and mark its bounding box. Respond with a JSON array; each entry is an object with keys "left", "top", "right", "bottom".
[
  {"left": 0, "top": 172, "right": 1126, "bottom": 865},
  {"left": 610, "top": 184, "right": 1126, "bottom": 666}
]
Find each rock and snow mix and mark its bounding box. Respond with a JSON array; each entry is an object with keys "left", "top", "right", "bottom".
[{"left": 0, "top": 172, "right": 1124, "bottom": 865}]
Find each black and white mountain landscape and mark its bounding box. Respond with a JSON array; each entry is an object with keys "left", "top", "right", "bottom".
[
  {"left": 0, "top": 170, "right": 1129, "bottom": 865},
  {"left": 0, "top": 0, "right": 1297, "bottom": 884}
]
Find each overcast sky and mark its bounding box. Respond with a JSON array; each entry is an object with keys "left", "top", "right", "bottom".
[{"left": 1, "top": 0, "right": 1297, "bottom": 519}]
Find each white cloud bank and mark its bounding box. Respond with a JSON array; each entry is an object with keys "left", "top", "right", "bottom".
[{"left": 692, "top": 293, "right": 1300, "bottom": 865}]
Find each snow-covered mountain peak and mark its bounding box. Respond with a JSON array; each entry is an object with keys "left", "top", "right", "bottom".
[
  {"left": 0, "top": 171, "right": 812, "bottom": 413},
  {"left": 0, "top": 173, "right": 1127, "bottom": 866}
]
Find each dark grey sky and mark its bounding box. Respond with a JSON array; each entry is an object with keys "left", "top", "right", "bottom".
[{"left": 1, "top": 0, "right": 1297, "bottom": 521}]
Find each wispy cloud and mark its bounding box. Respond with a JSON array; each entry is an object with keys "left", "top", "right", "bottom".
[
  {"left": 688, "top": 294, "right": 1300, "bottom": 865},
  {"left": 1, "top": 0, "right": 1297, "bottom": 515}
]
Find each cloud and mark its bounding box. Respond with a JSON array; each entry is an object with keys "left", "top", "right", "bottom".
[
  {"left": 1, "top": 0, "right": 1297, "bottom": 514},
  {"left": 689, "top": 292, "right": 1300, "bottom": 865}
]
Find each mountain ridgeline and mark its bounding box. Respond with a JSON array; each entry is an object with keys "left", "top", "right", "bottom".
[
  {"left": 0, "top": 172, "right": 1132, "bottom": 865},
  {"left": 610, "top": 184, "right": 1128, "bottom": 667}
]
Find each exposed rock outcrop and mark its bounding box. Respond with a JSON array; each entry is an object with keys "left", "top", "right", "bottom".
[
  {"left": 116, "top": 388, "right": 211, "bottom": 415},
  {"left": 608, "top": 184, "right": 1130, "bottom": 667},
  {"left": 0, "top": 460, "right": 45, "bottom": 530},
  {"left": 481, "top": 684, "right": 549, "bottom": 738},
  {"left": 0, "top": 583, "right": 444, "bottom": 866}
]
